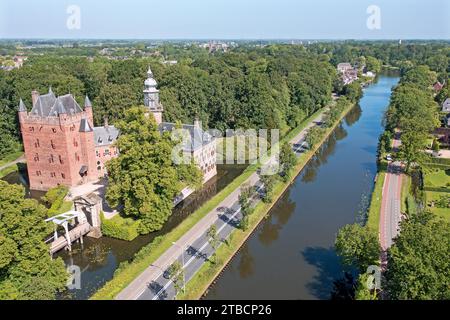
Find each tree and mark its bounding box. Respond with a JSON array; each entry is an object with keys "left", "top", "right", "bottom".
[
  {"left": 260, "top": 174, "right": 277, "bottom": 203},
  {"left": 343, "top": 82, "right": 362, "bottom": 103},
  {"left": 93, "top": 83, "right": 138, "bottom": 125},
  {"left": 335, "top": 224, "right": 381, "bottom": 273},
  {"left": 238, "top": 184, "right": 254, "bottom": 230},
  {"left": 0, "top": 181, "right": 67, "bottom": 300},
  {"left": 279, "top": 142, "right": 297, "bottom": 181},
  {"left": 365, "top": 56, "right": 382, "bottom": 74},
  {"left": 305, "top": 126, "right": 325, "bottom": 149},
  {"left": 396, "top": 131, "right": 428, "bottom": 173},
  {"left": 106, "top": 106, "right": 202, "bottom": 234},
  {"left": 354, "top": 273, "right": 378, "bottom": 300},
  {"left": 207, "top": 225, "right": 220, "bottom": 263},
  {"left": 385, "top": 212, "right": 450, "bottom": 299},
  {"left": 167, "top": 261, "right": 184, "bottom": 296}
]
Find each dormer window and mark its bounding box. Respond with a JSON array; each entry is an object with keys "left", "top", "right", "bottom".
[{"left": 98, "top": 137, "right": 103, "bottom": 144}]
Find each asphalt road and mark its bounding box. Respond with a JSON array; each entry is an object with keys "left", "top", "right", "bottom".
[{"left": 380, "top": 135, "right": 403, "bottom": 253}]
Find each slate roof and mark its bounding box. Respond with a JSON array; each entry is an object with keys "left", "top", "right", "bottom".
[
  {"left": 93, "top": 125, "right": 119, "bottom": 147},
  {"left": 79, "top": 118, "right": 93, "bottom": 132},
  {"left": 29, "top": 92, "right": 83, "bottom": 117},
  {"left": 18, "top": 99, "right": 27, "bottom": 112},
  {"left": 159, "top": 122, "right": 214, "bottom": 152},
  {"left": 442, "top": 98, "right": 450, "bottom": 111}
]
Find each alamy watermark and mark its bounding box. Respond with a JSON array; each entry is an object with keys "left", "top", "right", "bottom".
[
  {"left": 66, "top": 5, "right": 81, "bottom": 30},
  {"left": 366, "top": 5, "right": 381, "bottom": 30},
  {"left": 171, "top": 128, "right": 281, "bottom": 176}
]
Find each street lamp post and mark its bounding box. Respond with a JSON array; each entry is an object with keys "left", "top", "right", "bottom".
[{"left": 172, "top": 242, "right": 186, "bottom": 293}]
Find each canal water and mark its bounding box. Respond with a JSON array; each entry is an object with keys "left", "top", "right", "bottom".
[{"left": 205, "top": 74, "right": 400, "bottom": 300}]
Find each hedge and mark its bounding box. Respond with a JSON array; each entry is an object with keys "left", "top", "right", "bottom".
[
  {"left": 101, "top": 213, "right": 140, "bottom": 241},
  {"left": 42, "top": 186, "right": 73, "bottom": 217}
]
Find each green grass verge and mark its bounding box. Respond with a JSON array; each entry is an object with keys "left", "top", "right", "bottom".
[
  {"left": 177, "top": 101, "right": 354, "bottom": 300},
  {"left": 0, "top": 151, "right": 23, "bottom": 167},
  {"left": 400, "top": 175, "right": 411, "bottom": 214},
  {"left": 0, "top": 163, "right": 19, "bottom": 179},
  {"left": 90, "top": 107, "right": 331, "bottom": 300},
  {"left": 366, "top": 171, "right": 386, "bottom": 232}
]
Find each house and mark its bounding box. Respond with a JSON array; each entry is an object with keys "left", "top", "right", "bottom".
[
  {"left": 337, "top": 63, "right": 358, "bottom": 85},
  {"left": 442, "top": 98, "right": 450, "bottom": 112},
  {"left": 434, "top": 81, "right": 444, "bottom": 92},
  {"left": 337, "top": 63, "right": 353, "bottom": 73}
]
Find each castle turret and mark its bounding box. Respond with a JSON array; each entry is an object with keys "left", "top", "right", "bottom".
[
  {"left": 84, "top": 95, "right": 94, "bottom": 125},
  {"left": 143, "top": 66, "right": 163, "bottom": 124}
]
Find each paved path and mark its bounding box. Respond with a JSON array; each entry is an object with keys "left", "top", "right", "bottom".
[
  {"left": 379, "top": 134, "right": 403, "bottom": 267},
  {"left": 117, "top": 109, "right": 328, "bottom": 300},
  {"left": 0, "top": 154, "right": 25, "bottom": 171}
]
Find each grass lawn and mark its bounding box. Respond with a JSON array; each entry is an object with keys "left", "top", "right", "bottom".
[
  {"left": 366, "top": 171, "right": 385, "bottom": 232},
  {"left": 423, "top": 168, "right": 450, "bottom": 191},
  {"left": 424, "top": 191, "right": 450, "bottom": 222},
  {"left": 0, "top": 163, "right": 19, "bottom": 178},
  {"left": 0, "top": 150, "right": 23, "bottom": 167}
]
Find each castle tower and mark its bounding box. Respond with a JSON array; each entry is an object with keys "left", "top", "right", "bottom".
[
  {"left": 143, "top": 67, "right": 163, "bottom": 124},
  {"left": 18, "top": 89, "right": 97, "bottom": 190}
]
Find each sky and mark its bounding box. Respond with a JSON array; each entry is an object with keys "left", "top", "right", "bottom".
[{"left": 0, "top": 0, "right": 449, "bottom": 39}]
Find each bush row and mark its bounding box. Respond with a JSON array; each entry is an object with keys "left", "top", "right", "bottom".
[{"left": 101, "top": 213, "right": 140, "bottom": 241}]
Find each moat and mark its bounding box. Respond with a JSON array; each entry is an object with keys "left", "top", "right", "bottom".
[
  {"left": 3, "top": 164, "right": 247, "bottom": 300},
  {"left": 205, "top": 74, "right": 400, "bottom": 300}
]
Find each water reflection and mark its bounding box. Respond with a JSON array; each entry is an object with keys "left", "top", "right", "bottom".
[
  {"left": 301, "top": 124, "right": 347, "bottom": 184},
  {"left": 205, "top": 75, "right": 400, "bottom": 300}
]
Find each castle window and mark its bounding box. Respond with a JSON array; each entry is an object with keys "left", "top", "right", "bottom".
[
  {"left": 50, "top": 172, "right": 56, "bottom": 178},
  {"left": 61, "top": 173, "right": 65, "bottom": 179},
  {"left": 34, "top": 154, "right": 39, "bottom": 162},
  {"left": 97, "top": 161, "right": 101, "bottom": 165},
  {"left": 70, "top": 125, "right": 75, "bottom": 132},
  {"left": 52, "top": 128, "right": 57, "bottom": 133},
  {"left": 51, "top": 140, "right": 56, "bottom": 149},
  {"left": 97, "top": 166, "right": 101, "bottom": 171},
  {"left": 36, "top": 171, "right": 41, "bottom": 176},
  {"left": 29, "top": 126, "right": 34, "bottom": 132},
  {"left": 35, "top": 139, "right": 40, "bottom": 148},
  {"left": 49, "top": 155, "right": 54, "bottom": 163},
  {"left": 59, "top": 155, "right": 63, "bottom": 164},
  {"left": 104, "top": 149, "right": 110, "bottom": 156},
  {"left": 75, "top": 153, "right": 80, "bottom": 161},
  {"left": 73, "top": 139, "right": 78, "bottom": 147}
]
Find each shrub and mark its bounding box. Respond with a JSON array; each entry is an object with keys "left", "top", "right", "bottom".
[
  {"left": 101, "top": 213, "right": 140, "bottom": 241},
  {"left": 42, "top": 186, "right": 72, "bottom": 217}
]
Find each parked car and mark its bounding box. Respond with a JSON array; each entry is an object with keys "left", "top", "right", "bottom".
[{"left": 386, "top": 154, "right": 393, "bottom": 161}]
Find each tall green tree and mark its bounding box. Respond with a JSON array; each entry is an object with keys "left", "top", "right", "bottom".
[
  {"left": 335, "top": 224, "right": 381, "bottom": 273},
  {"left": 385, "top": 212, "right": 450, "bottom": 299},
  {"left": 106, "top": 107, "right": 202, "bottom": 234},
  {"left": 0, "top": 181, "right": 67, "bottom": 300}
]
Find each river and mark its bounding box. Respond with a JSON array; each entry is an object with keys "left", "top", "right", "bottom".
[{"left": 205, "top": 74, "right": 399, "bottom": 300}]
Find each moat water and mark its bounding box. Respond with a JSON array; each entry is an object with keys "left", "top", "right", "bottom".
[
  {"left": 3, "top": 164, "right": 247, "bottom": 300},
  {"left": 205, "top": 74, "right": 399, "bottom": 300}
]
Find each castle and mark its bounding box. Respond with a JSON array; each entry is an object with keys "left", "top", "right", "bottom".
[{"left": 18, "top": 67, "right": 217, "bottom": 191}]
